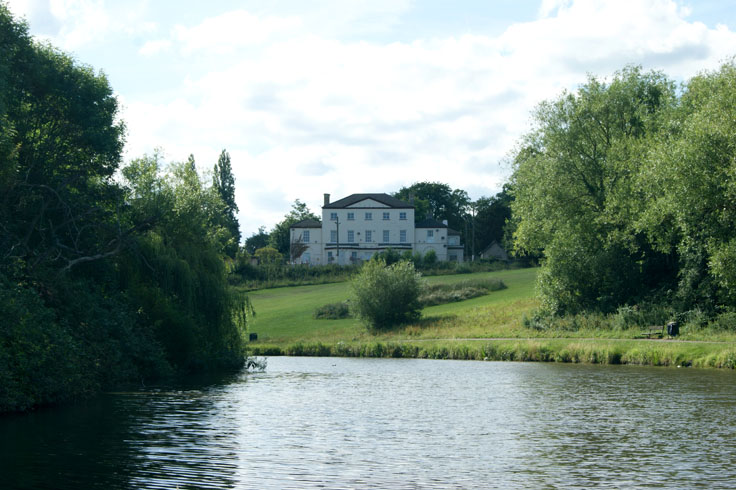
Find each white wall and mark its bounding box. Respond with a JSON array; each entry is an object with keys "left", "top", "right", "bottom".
[
  {"left": 289, "top": 226, "right": 323, "bottom": 265},
  {"left": 414, "top": 227, "right": 449, "bottom": 261},
  {"left": 322, "top": 205, "right": 415, "bottom": 265}
]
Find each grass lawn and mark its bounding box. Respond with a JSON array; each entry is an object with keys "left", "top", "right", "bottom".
[
  {"left": 245, "top": 268, "right": 538, "bottom": 344},
  {"left": 243, "top": 266, "right": 736, "bottom": 369}
]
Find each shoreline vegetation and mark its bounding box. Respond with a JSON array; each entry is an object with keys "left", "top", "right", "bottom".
[{"left": 245, "top": 268, "right": 736, "bottom": 369}]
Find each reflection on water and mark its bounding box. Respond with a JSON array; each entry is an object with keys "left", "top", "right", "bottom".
[{"left": 1, "top": 358, "right": 736, "bottom": 489}]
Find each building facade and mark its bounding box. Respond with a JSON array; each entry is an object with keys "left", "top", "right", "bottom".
[{"left": 289, "top": 193, "right": 464, "bottom": 265}]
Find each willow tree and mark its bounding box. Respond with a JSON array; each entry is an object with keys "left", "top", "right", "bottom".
[{"left": 121, "top": 152, "right": 249, "bottom": 370}]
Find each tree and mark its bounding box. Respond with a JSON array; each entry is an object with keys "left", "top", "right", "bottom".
[
  {"left": 213, "top": 149, "right": 240, "bottom": 256},
  {"left": 473, "top": 185, "right": 513, "bottom": 256},
  {"left": 639, "top": 60, "right": 736, "bottom": 310},
  {"left": 269, "top": 199, "right": 319, "bottom": 255},
  {"left": 394, "top": 182, "right": 470, "bottom": 250},
  {"left": 510, "top": 66, "right": 676, "bottom": 313},
  {"left": 0, "top": 9, "right": 126, "bottom": 277},
  {"left": 394, "top": 182, "right": 469, "bottom": 227},
  {"left": 254, "top": 246, "right": 283, "bottom": 265},
  {"left": 350, "top": 259, "right": 424, "bottom": 330},
  {"left": 244, "top": 226, "right": 270, "bottom": 254},
  {"left": 121, "top": 153, "right": 249, "bottom": 370}
]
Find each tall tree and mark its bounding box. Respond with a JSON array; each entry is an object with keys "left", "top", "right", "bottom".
[
  {"left": 640, "top": 60, "right": 736, "bottom": 311},
  {"left": 394, "top": 182, "right": 470, "bottom": 250},
  {"left": 0, "top": 7, "right": 126, "bottom": 277},
  {"left": 473, "top": 185, "right": 513, "bottom": 255},
  {"left": 510, "top": 66, "right": 676, "bottom": 313},
  {"left": 212, "top": 149, "right": 240, "bottom": 257},
  {"left": 269, "top": 199, "right": 319, "bottom": 256},
  {"left": 244, "top": 226, "right": 270, "bottom": 255}
]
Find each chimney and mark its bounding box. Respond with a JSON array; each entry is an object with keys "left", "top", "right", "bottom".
[{"left": 324, "top": 193, "right": 330, "bottom": 206}]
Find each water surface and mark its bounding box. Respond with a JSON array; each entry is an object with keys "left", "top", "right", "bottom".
[{"left": 2, "top": 357, "right": 735, "bottom": 489}]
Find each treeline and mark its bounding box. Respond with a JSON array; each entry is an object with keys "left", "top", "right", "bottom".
[
  {"left": 510, "top": 62, "right": 736, "bottom": 322},
  {"left": 245, "top": 183, "right": 514, "bottom": 261},
  {"left": 0, "top": 6, "right": 249, "bottom": 412}
]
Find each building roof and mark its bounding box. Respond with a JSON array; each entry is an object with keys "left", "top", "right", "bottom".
[
  {"left": 448, "top": 228, "right": 461, "bottom": 236},
  {"left": 290, "top": 219, "right": 322, "bottom": 229},
  {"left": 323, "top": 193, "right": 413, "bottom": 209},
  {"left": 415, "top": 218, "right": 448, "bottom": 229}
]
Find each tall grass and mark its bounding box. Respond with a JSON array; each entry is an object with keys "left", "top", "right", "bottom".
[{"left": 250, "top": 339, "right": 736, "bottom": 369}]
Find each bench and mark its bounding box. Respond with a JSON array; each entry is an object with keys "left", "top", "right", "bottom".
[{"left": 638, "top": 326, "right": 663, "bottom": 339}]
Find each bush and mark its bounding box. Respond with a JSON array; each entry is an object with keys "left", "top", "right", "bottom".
[
  {"left": 423, "top": 249, "right": 437, "bottom": 267},
  {"left": 372, "top": 248, "right": 402, "bottom": 265},
  {"left": 314, "top": 301, "right": 352, "bottom": 319},
  {"left": 350, "top": 259, "right": 424, "bottom": 330}
]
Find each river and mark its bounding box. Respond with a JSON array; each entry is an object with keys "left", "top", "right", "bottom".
[{"left": 1, "top": 357, "right": 735, "bottom": 489}]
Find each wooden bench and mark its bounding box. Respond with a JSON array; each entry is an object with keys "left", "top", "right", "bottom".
[{"left": 638, "top": 326, "right": 663, "bottom": 339}]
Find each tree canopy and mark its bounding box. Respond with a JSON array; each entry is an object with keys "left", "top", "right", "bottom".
[
  {"left": 0, "top": 6, "right": 249, "bottom": 412},
  {"left": 269, "top": 199, "right": 319, "bottom": 256},
  {"left": 213, "top": 149, "right": 240, "bottom": 256},
  {"left": 510, "top": 62, "right": 736, "bottom": 316}
]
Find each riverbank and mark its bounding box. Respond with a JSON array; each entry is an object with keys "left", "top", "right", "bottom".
[
  {"left": 250, "top": 338, "right": 736, "bottom": 369},
  {"left": 246, "top": 267, "right": 736, "bottom": 369}
]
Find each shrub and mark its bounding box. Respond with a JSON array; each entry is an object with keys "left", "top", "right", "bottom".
[
  {"left": 314, "top": 301, "right": 352, "bottom": 319},
  {"left": 372, "top": 248, "right": 402, "bottom": 265},
  {"left": 350, "top": 259, "right": 424, "bottom": 330},
  {"left": 423, "top": 249, "right": 437, "bottom": 267}
]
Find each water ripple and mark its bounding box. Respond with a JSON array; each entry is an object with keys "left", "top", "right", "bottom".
[{"left": 2, "top": 359, "right": 736, "bottom": 489}]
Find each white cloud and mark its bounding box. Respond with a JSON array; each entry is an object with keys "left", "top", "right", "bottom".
[
  {"left": 168, "top": 10, "right": 302, "bottom": 55},
  {"left": 120, "top": 1, "right": 736, "bottom": 235},
  {"left": 6, "top": 0, "right": 154, "bottom": 49},
  {"left": 10, "top": 0, "right": 736, "bottom": 236}
]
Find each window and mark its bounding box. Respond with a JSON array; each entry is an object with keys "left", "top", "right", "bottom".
[
  {"left": 365, "top": 230, "right": 372, "bottom": 242},
  {"left": 351, "top": 251, "right": 358, "bottom": 261},
  {"left": 383, "top": 212, "right": 390, "bottom": 220},
  {"left": 400, "top": 230, "right": 406, "bottom": 242},
  {"left": 331, "top": 230, "right": 337, "bottom": 242},
  {"left": 383, "top": 230, "right": 390, "bottom": 242},
  {"left": 328, "top": 251, "right": 334, "bottom": 262},
  {"left": 330, "top": 212, "right": 337, "bottom": 221},
  {"left": 365, "top": 212, "right": 372, "bottom": 221},
  {"left": 302, "top": 230, "right": 310, "bottom": 242},
  {"left": 400, "top": 212, "right": 407, "bottom": 220},
  {"left": 347, "top": 230, "right": 354, "bottom": 242},
  {"left": 427, "top": 230, "right": 434, "bottom": 243},
  {"left": 347, "top": 212, "right": 355, "bottom": 220}
]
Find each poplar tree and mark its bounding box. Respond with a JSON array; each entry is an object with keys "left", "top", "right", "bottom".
[{"left": 213, "top": 149, "right": 240, "bottom": 255}]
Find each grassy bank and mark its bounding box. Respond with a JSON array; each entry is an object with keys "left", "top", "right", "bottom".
[
  {"left": 244, "top": 267, "right": 736, "bottom": 369},
  {"left": 250, "top": 338, "right": 736, "bottom": 369}
]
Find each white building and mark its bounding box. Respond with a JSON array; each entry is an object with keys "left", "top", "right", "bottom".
[{"left": 289, "top": 193, "right": 464, "bottom": 265}]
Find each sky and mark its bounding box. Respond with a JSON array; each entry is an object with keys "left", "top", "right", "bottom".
[{"left": 5, "top": 0, "right": 736, "bottom": 238}]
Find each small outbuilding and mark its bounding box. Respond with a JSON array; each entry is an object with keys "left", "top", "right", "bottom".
[{"left": 479, "top": 241, "right": 509, "bottom": 262}]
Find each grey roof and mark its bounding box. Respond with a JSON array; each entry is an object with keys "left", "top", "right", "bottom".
[
  {"left": 323, "top": 193, "right": 413, "bottom": 209},
  {"left": 290, "top": 219, "right": 322, "bottom": 229},
  {"left": 447, "top": 228, "right": 461, "bottom": 236},
  {"left": 415, "top": 218, "right": 448, "bottom": 229}
]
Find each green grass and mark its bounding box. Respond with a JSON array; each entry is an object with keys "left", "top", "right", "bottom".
[
  {"left": 244, "top": 268, "right": 538, "bottom": 344},
  {"left": 243, "top": 266, "right": 736, "bottom": 369}
]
